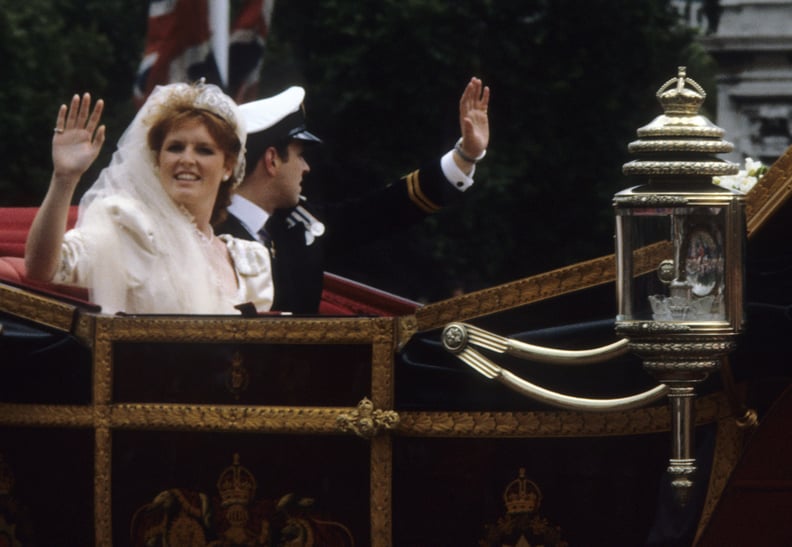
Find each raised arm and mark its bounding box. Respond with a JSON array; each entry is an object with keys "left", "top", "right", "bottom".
[
  {"left": 453, "top": 77, "right": 490, "bottom": 174},
  {"left": 25, "top": 93, "right": 106, "bottom": 281}
]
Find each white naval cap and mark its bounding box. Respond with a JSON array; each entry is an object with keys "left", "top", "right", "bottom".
[
  {"left": 240, "top": 87, "right": 322, "bottom": 175},
  {"left": 240, "top": 86, "right": 321, "bottom": 145}
]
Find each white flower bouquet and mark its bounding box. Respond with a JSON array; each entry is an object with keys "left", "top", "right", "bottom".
[{"left": 713, "top": 157, "right": 768, "bottom": 194}]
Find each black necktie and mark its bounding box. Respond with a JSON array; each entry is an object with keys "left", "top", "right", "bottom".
[{"left": 258, "top": 225, "right": 274, "bottom": 259}]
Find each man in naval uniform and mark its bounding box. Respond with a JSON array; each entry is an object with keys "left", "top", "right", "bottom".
[{"left": 216, "top": 77, "right": 490, "bottom": 313}]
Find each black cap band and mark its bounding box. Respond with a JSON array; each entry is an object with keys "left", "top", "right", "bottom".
[{"left": 244, "top": 111, "right": 322, "bottom": 173}]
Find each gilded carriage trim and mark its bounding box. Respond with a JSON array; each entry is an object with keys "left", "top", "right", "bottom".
[
  {"left": 94, "top": 322, "right": 113, "bottom": 408},
  {"left": 416, "top": 253, "right": 615, "bottom": 330},
  {"left": 396, "top": 314, "right": 419, "bottom": 349},
  {"left": 371, "top": 322, "right": 397, "bottom": 409},
  {"left": 93, "top": 314, "right": 392, "bottom": 343},
  {"left": 396, "top": 392, "right": 732, "bottom": 438},
  {"left": 0, "top": 393, "right": 732, "bottom": 437},
  {"left": 0, "top": 283, "right": 80, "bottom": 332},
  {"left": 337, "top": 398, "right": 400, "bottom": 438},
  {"left": 95, "top": 426, "right": 112, "bottom": 546},
  {"left": 0, "top": 404, "right": 93, "bottom": 427},
  {"left": 371, "top": 435, "right": 392, "bottom": 547},
  {"left": 745, "top": 147, "right": 792, "bottom": 236},
  {"left": 694, "top": 415, "right": 746, "bottom": 546},
  {"left": 110, "top": 404, "right": 366, "bottom": 433},
  {"left": 73, "top": 311, "right": 95, "bottom": 346},
  {"left": 416, "top": 241, "right": 672, "bottom": 331}
]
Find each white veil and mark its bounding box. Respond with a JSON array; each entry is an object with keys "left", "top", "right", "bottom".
[{"left": 74, "top": 82, "right": 247, "bottom": 314}]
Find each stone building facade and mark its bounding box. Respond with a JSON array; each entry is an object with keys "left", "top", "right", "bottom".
[{"left": 697, "top": 0, "right": 792, "bottom": 164}]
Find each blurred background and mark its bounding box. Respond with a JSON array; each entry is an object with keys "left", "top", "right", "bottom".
[{"left": 1, "top": 0, "right": 784, "bottom": 303}]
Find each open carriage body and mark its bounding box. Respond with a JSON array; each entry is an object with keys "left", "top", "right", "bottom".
[{"left": 2, "top": 146, "right": 792, "bottom": 546}]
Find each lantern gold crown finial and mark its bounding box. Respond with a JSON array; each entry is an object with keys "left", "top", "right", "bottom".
[
  {"left": 623, "top": 66, "right": 738, "bottom": 178},
  {"left": 657, "top": 66, "right": 706, "bottom": 116}
]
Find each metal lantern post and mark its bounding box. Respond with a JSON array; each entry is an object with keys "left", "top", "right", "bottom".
[{"left": 614, "top": 67, "right": 745, "bottom": 503}]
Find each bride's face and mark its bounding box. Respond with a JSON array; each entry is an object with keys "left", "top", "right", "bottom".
[{"left": 156, "top": 119, "right": 231, "bottom": 214}]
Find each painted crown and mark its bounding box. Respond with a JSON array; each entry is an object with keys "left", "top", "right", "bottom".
[
  {"left": 503, "top": 468, "right": 542, "bottom": 515},
  {"left": 216, "top": 453, "right": 257, "bottom": 507}
]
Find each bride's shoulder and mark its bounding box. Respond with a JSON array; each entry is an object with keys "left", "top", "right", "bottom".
[
  {"left": 84, "top": 195, "right": 153, "bottom": 235},
  {"left": 219, "top": 235, "right": 270, "bottom": 276}
]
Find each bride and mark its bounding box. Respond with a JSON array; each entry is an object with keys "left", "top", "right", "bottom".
[{"left": 25, "top": 81, "right": 273, "bottom": 314}]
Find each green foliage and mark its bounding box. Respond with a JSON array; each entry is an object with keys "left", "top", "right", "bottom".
[
  {"left": 0, "top": 0, "right": 146, "bottom": 204},
  {"left": 262, "top": 0, "right": 714, "bottom": 300},
  {"left": 1, "top": 0, "right": 715, "bottom": 301}
]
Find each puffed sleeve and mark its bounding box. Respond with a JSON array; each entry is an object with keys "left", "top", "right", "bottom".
[
  {"left": 53, "top": 229, "right": 90, "bottom": 286},
  {"left": 52, "top": 196, "right": 158, "bottom": 288},
  {"left": 222, "top": 235, "right": 273, "bottom": 312}
]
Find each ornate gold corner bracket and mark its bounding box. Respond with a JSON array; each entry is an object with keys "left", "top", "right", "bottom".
[{"left": 336, "top": 398, "right": 400, "bottom": 439}]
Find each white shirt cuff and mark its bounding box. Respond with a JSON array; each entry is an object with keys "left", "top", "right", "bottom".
[{"left": 441, "top": 149, "right": 475, "bottom": 192}]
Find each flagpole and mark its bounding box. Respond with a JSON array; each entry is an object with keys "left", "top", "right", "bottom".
[{"left": 209, "top": 0, "right": 230, "bottom": 88}]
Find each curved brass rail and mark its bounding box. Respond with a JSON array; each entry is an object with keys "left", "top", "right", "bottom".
[
  {"left": 442, "top": 322, "right": 668, "bottom": 412},
  {"left": 457, "top": 322, "right": 630, "bottom": 364}
]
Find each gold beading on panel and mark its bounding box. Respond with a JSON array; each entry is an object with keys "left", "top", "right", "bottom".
[
  {"left": 415, "top": 242, "right": 672, "bottom": 331},
  {"left": 694, "top": 415, "right": 747, "bottom": 545},
  {"left": 0, "top": 284, "right": 79, "bottom": 332},
  {"left": 745, "top": 147, "right": 792, "bottom": 235},
  {"left": 111, "top": 404, "right": 353, "bottom": 433},
  {"left": 95, "top": 426, "right": 112, "bottom": 546},
  {"left": 0, "top": 404, "right": 93, "bottom": 427},
  {"left": 415, "top": 252, "right": 617, "bottom": 330},
  {"left": 397, "top": 392, "right": 732, "bottom": 438},
  {"left": 99, "top": 315, "right": 390, "bottom": 344},
  {"left": 371, "top": 327, "right": 396, "bottom": 409},
  {"left": 370, "top": 435, "right": 392, "bottom": 547}
]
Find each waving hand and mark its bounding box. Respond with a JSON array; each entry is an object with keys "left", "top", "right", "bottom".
[
  {"left": 26, "top": 93, "right": 107, "bottom": 282},
  {"left": 52, "top": 93, "right": 106, "bottom": 183},
  {"left": 458, "top": 77, "right": 490, "bottom": 160}
]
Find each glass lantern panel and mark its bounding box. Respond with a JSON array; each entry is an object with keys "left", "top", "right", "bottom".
[{"left": 616, "top": 205, "right": 728, "bottom": 323}]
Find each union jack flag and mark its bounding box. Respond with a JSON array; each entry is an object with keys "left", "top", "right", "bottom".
[{"left": 133, "top": 0, "right": 274, "bottom": 107}]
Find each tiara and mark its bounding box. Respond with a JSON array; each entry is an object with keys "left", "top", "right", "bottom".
[
  {"left": 192, "top": 79, "right": 239, "bottom": 127},
  {"left": 149, "top": 79, "right": 241, "bottom": 131}
]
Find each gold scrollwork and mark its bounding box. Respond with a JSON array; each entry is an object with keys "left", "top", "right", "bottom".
[{"left": 336, "top": 398, "right": 400, "bottom": 439}]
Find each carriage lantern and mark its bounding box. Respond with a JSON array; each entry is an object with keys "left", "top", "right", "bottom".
[{"left": 614, "top": 67, "right": 745, "bottom": 503}]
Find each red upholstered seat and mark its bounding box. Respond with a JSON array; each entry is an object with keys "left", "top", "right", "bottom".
[
  {"left": 319, "top": 273, "right": 418, "bottom": 316},
  {"left": 0, "top": 206, "right": 419, "bottom": 316},
  {"left": 0, "top": 207, "right": 79, "bottom": 255},
  {"left": 0, "top": 255, "right": 92, "bottom": 303},
  {"left": 0, "top": 206, "right": 93, "bottom": 303},
  {"left": 0, "top": 255, "right": 21, "bottom": 283}
]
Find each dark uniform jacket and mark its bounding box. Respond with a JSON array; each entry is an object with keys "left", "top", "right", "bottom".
[{"left": 216, "top": 161, "right": 466, "bottom": 313}]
